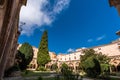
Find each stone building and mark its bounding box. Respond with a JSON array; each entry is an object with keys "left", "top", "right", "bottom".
[
  {"left": 17, "top": 45, "right": 57, "bottom": 70},
  {"left": 18, "top": 39, "right": 120, "bottom": 72},
  {"left": 28, "top": 46, "right": 38, "bottom": 70},
  {"left": 28, "top": 51, "right": 57, "bottom": 70},
  {"left": 45, "top": 52, "right": 57, "bottom": 69},
  {"left": 0, "top": 0, "right": 27, "bottom": 79},
  {"left": 57, "top": 51, "right": 82, "bottom": 71},
  {"left": 56, "top": 39, "right": 120, "bottom": 72}
]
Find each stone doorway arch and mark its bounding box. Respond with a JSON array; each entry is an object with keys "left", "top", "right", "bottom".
[
  {"left": 117, "top": 63, "right": 120, "bottom": 72},
  {"left": 68, "top": 63, "right": 74, "bottom": 70},
  {"left": 75, "top": 62, "right": 80, "bottom": 71}
]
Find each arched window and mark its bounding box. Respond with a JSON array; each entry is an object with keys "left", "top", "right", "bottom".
[
  {"left": 74, "top": 56, "right": 76, "bottom": 60},
  {"left": 98, "top": 48, "right": 101, "bottom": 50},
  {"left": 69, "top": 57, "right": 71, "bottom": 60},
  {"left": 0, "top": 0, "right": 5, "bottom": 5}
]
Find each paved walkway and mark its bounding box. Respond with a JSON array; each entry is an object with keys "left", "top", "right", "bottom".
[
  {"left": 4, "top": 77, "right": 93, "bottom": 80},
  {"left": 5, "top": 74, "right": 120, "bottom": 80}
]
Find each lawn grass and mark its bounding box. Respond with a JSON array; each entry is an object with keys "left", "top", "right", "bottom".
[
  {"left": 22, "top": 70, "right": 120, "bottom": 80},
  {"left": 30, "top": 77, "right": 63, "bottom": 80},
  {"left": 109, "top": 77, "right": 120, "bottom": 80},
  {"left": 21, "top": 70, "right": 57, "bottom": 77},
  {"left": 35, "top": 77, "right": 64, "bottom": 80}
]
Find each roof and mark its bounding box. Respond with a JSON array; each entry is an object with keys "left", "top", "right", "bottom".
[
  {"left": 76, "top": 39, "right": 120, "bottom": 50},
  {"left": 90, "top": 40, "right": 120, "bottom": 49}
]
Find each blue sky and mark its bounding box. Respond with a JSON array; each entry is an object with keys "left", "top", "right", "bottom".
[{"left": 19, "top": 0, "right": 120, "bottom": 54}]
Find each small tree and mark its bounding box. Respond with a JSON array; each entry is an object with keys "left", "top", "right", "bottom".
[
  {"left": 18, "top": 42, "right": 33, "bottom": 70},
  {"left": 80, "top": 49, "right": 96, "bottom": 70},
  {"left": 80, "top": 49, "right": 111, "bottom": 78},
  {"left": 82, "top": 56, "right": 101, "bottom": 78},
  {"left": 96, "top": 52, "right": 110, "bottom": 64},
  {"left": 15, "top": 50, "right": 26, "bottom": 70},
  {"left": 101, "top": 64, "right": 110, "bottom": 75},
  {"left": 61, "top": 63, "right": 72, "bottom": 80},
  {"left": 37, "top": 30, "right": 50, "bottom": 67},
  {"left": 96, "top": 52, "right": 110, "bottom": 75},
  {"left": 80, "top": 49, "right": 95, "bottom": 62},
  {"left": 51, "top": 63, "right": 58, "bottom": 71},
  {"left": 80, "top": 49, "right": 105, "bottom": 78}
]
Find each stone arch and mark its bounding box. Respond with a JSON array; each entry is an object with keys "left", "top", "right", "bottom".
[
  {"left": 75, "top": 62, "right": 80, "bottom": 70},
  {"left": 68, "top": 62, "right": 73, "bottom": 66},
  {"left": 45, "top": 62, "right": 52, "bottom": 69},
  {"left": 68, "top": 62, "right": 74, "bottom": 70},
  {"left": 117, "top": 63, "right": 120, "bottom": 72},
  {"left": 75, "top": 62, "right": 80, "bottom": 66},
  {"left": 59, "top": 62, "right": 63, "bottom": 68},
  {"left": 29, "top": 64, "right": 37, "bottom": 69},
  {"left": 33, "top": 64, "right": 36, "bottom": 69},
  {"left": 29, "top": 64, "right": 32, "bottom": 68}
]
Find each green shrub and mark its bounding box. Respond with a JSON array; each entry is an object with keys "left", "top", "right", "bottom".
[
  {"left": 4, "top": 65, "right": 20, "bottom": 77},
  {"left": 17, "top": 42, "right": 33, "bottom": 70},
  {"left": 55, "top": 75, "right": 60, "bottom": 80},
  {"left": 51, "top": 63, "right": 58, "bottom": 71},
  {"left": 110, "top": 72, "right": 116, "bottom": 76},
  {"left": 37, "top": 66, "right": 46, "bottom": 71},
  {"left": 101, "top": 64, "right": 110, "bottom": 75},
  {"left": 60, "top": 63, "right": 79, "bottom": 80},
  {"left": 37, "top": 76, "right": 43, "bottom": 80},
  {"left": 116, "top": 72, "right": 120, "bottom": 76},
  {"left": 24, "top": 70, "right": 29, "bottom": 75},
  {"left": 82, "top": 56, "right": 101, "bottom": 78}
]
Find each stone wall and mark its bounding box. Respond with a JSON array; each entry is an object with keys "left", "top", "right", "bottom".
[{"left": 0, "top": 0, "right": 27, "bottom": 79}]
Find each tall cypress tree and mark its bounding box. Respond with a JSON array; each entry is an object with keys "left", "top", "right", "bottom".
[{"left": 37, "top": 30, "right": 50, "bottom": 67}]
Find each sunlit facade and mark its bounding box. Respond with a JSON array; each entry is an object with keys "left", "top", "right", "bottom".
[{"left": 20, "top": 39, "right": 120, "bottom": 72}]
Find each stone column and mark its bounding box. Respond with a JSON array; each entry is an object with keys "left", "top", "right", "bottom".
[
  {"left": 0, "top": 1, "right": 13, "bottom": 79},
  {"left": 73, "top": 62, "right": 76, "bottom": 72},
  {"left": 0, "top": 0, "right": 21, "bottom": 79}
]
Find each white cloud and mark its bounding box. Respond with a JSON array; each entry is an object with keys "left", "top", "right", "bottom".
[
  {"left": 96, "top": 35, "right": 106, "bottom": 41},
  {"left": 81, "top": 47, "right": 86, "bottom": 49},
  {"left": 87, "top": 39, "right": 93, "bottom": 42},
  {"left": 53, "top": 0, "right": 70, "bottom": 14},
  {"left": 87, "top": 35, "right": 106, "bottom": 43},
  {"left": 67, "top": 48, "right": 75, "bottom": 53},
  {"left": 20, "top": 0, "right": 70, "bottom": 36}
]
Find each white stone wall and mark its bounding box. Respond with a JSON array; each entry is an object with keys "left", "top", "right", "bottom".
[
  {"left": 58, "top": 40, "right": 120, "bottom": 62},
  {"left": 18, "top": 39, "right": 120, "bottom": 69},
  {"left": 57, "top": 51, "right": 82, "bottom": 62},
  {"left": 93, "top": 42, "right": 120, "bottom": 56}
]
